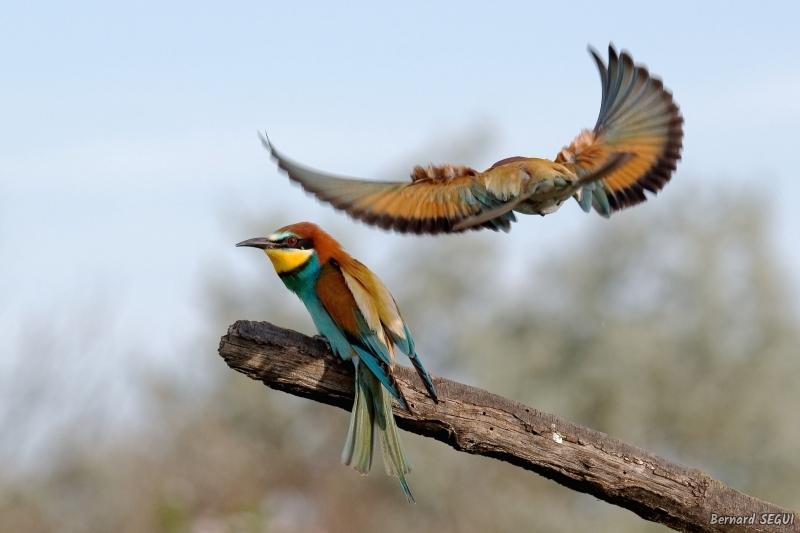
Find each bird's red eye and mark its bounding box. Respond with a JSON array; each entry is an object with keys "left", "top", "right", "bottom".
[{"left": 286, "top": 237, "right": 298, "bottom": 247}]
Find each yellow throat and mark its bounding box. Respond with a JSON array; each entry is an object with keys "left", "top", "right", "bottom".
[{"left": 265, "top": 248, "right": 314, "bottom": 274}]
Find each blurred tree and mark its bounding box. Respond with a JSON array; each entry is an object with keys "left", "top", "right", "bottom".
[{"left": 1, "top": 184, "right": 799, "bottom": 532}]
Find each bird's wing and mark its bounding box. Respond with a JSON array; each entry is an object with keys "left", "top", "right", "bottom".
[
  {"left": 340, "top": 259, "right": 438, "bottom": 401},
  {"left": 261, "top": 134, "right": 516, "bottom": 234},
  {"left": 556, "top": 45, "right": 683, "bottom": 216},
  {"left": 315, "top": 262, "right": 408, "bottom": 408},
  {"left": 452, "top": 152, "right": 631, "bottom": 232}
]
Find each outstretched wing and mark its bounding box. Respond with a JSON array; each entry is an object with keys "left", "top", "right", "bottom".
[
  {"left": 261, "top": 134, "right": 516, "bottom": 234},
  {"left": 452, "top": 151, "right": 632, "bottom": 232},
  {"left": 557, "top": 45, "right": 683, "bottom": 216}
]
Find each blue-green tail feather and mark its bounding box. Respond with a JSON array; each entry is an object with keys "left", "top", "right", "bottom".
[
  {"left": 407, "top": 352, "right": 438, "bottom": 402},
  {"left": 575, "top": 182, "right": 612, "bottom": 217},
  {"left": 341, "top": 361, "right": 375, "bottom": 474},
  {"left": 353, "top": 346, "right": 410, "bottom": 411},
  {"left": 342, "top": 359, "right": 415, "bottom": 503},
  {"left": 388, "top": 323, "right": 438, "bottom": 402}
]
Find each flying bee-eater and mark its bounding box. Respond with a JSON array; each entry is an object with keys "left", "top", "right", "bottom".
[
  {"left": 261, "top": 44, "right": 683, "bottom": 234},
  {"left": 237, "top": 222, "right": 437, "bottom": 502}
]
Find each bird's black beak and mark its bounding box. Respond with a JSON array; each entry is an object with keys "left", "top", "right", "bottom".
[{"left": 236, "top": 237, "right": 273, "bottom": 249}]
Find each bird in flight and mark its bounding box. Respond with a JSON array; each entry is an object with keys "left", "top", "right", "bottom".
[
  {"left": 261, "top": 44, "right": 683, "bottom": 234},
  {"left": 237, "top": 222, "right": 438, "bottom": 502}
]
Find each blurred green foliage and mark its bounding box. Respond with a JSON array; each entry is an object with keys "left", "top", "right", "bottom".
[{"left": 1, "top": 189, "right": 799, "bottom": 532}]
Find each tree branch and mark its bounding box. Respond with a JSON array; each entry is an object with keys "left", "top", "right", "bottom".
[{"left": 218, "top": 320, "right": 797, "bottom": 532}]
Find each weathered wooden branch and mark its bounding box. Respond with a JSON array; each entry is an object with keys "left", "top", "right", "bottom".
[{"left": 219, "top": 320, "right": 798, "bottom": 533}]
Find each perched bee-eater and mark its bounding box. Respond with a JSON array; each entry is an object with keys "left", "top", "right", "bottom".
[
  {"left": 237, "top": 222, "right": 437, "bottom": 502},
  {"left": 261, "top": 44, "right": 683, "bottom": 234}
]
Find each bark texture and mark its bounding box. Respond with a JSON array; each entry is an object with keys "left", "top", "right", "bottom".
[{"left": 219, "top": 320, "right": 798, "bottom": 533}]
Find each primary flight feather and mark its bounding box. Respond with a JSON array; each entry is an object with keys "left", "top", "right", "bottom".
[{"left": 262, "top": 44, "right": 683, "bottom": 234}]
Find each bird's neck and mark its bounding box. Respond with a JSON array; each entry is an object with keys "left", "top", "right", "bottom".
[
  {"left": 266, "top": 247, "right": 314, "bottom": 274},
  {"left": 277, "top": 254, "right": 321, "bottom": 296}
]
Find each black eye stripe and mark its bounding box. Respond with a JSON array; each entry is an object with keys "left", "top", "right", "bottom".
[{"left": 281, "top": 236, "right": 313, "bottom": 249}]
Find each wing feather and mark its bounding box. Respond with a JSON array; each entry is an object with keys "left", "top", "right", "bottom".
[
  {"left": 339, "top": 258, "right": 438, "bottom": 401},
  {"left": 315, "top": 263, "right": 407, "bottom": 404},
  {"left": 453, "top": 151, "right": 631, "bottom": 231},
  {"left": 262, "top": 43, "right": 681, "bottom": 227},
  {"left": 558, "top": 45, "right": 683, "bottom": 214},
  {"left": 261, "top": 134, "right": 513, "bottom": 234}
]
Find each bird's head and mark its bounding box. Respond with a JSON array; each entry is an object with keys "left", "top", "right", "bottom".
[{"left": 236, "top": 222, "right": 343, "bottom": 275}]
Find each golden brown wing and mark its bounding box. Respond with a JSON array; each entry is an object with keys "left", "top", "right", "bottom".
[
  {"left": 261, "top": 133, "right": 517, "bottom": 234},
  {"left": 556, "top": 45, "right": 683, "bottom": 215},
  {"left": 452, "top": 151, "right": 632, "bottom": 231}
]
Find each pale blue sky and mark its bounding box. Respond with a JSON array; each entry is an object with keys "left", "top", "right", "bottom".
[{"left": 2, "top": 0, "right": 799, "bottom": 380}]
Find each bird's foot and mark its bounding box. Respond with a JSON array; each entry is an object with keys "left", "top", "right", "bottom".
[{"left": 313, "top": 335, "right": 332, "bottom": 352}]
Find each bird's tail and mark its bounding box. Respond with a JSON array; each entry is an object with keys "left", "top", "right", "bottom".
[
  {"left": 341, "top": 359, "right": 375, "bottom": 475},
  {"left": 341, "top": 359, "right": 415, "bottom": 503}
]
